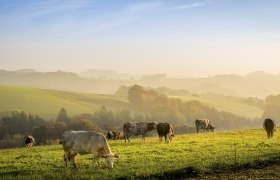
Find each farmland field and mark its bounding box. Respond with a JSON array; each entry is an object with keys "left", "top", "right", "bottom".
[
  {"left": 1, "top": 128, "right": 280, "bottom": 179},
  {"left": 172, "top": 95, "right": 263, "bottom": 119},
  {"left": 0, "top": 86, "right": 263, "bottom": 121},
  {"left": 0, "top": 86, "right": 129, "bottom": 120}
]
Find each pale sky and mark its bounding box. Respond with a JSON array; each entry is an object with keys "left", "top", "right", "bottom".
[{"left": 0, "top": 0, "right": 280, "bottom": 77}]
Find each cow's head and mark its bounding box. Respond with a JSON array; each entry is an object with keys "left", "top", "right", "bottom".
[
  {"left": 167, "top": 133, "right": 175, "bottom": 143},
  {"left": 102, "top": 154, "right": 120, "bottom": 169},
  {"left": 209, "top": 125, "right": 215, "bottom": 132},
  {"left": 153, "top": 121, "right": 158, "bottom": 128}
]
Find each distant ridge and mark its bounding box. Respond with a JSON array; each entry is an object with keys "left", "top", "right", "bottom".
[
  {"left": 0, "top": 69, "right": 280, "bottom": 98},
  {"left": 79, "top": 69, "right": 141, "bottom": 80}
]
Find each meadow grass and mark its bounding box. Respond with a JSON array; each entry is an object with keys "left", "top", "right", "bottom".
[
  {"left": 1, "top": 128, "right": 280, "bottom": 179},
  {"left": 0, "top": 86, "right": 129, "bottom": 120},
  {"left": 171, "top": 95, "right": 263, "bottom": 119}
]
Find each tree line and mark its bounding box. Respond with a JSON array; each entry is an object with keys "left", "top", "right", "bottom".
[{"left": 1, "top": 84, "right": 275, "bottom": 149}]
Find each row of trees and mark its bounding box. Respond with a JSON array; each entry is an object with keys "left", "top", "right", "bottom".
[{"left": 1, "top": 84, "right": 275, "bottom": 148}]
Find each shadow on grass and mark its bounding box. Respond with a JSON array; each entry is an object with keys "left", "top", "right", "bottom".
[
  {"left": 117, "top": 166, "right": 203, "bottom": 180},
  {"left": 119, "top": 155, "right": 280, "bottom": 180},
  {"left": 0, "top": 170, "right": 34, "bottom": 177}
]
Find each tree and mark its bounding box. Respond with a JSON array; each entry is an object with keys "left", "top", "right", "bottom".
[{"left": 57, "top": 108, "right": 70, "bottom": 124}]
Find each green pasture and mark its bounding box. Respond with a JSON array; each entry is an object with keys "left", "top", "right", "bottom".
[
  {"left": 1, "top": 128, "right": 280, "bottom": 179},
  {"left": 172, "top": 95, "right": 263, "bottom": 119},
  {"left": 0, "top": 85, "right": 263, "bottom": 121},
  {"left": 0, "top": 86, "right": 129, "bottom": 120}
]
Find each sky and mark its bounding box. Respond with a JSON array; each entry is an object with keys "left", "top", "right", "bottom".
[{"left": 0, "top": 0, "right": 280, "bottom": 77}]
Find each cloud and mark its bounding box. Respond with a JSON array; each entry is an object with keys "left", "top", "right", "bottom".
[
  {"left": 165, "top": 0, "right": 226, "bottom": 11},
  {"left": 168, "top": 2, "right": 207, "bottom": 11}
]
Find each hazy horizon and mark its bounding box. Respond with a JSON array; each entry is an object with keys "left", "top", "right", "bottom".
[{"left": 1, "top": 0, "right": 280, "bottom": 77}]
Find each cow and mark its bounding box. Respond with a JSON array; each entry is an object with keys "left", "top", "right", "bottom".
[
  {"left": 106, "top": 131, "right": 120, "bottom": 140},
  {"left": 263, "top": 118, "right": 276, "bottom": 139},
  {"left": 195, "top": 119, "right": 215, "bottom": 133},
  {"left": 59, "top": 130, "right": 119, "bottom": 169},
  {"left": 156, "top": 123, "right": 175, "bottom": 143},
  {"left": 25, "top": 135, "right": 35, "bottom": 147},
  {"left": 123, "top": 122, "right": 157, "bottom": 143}
]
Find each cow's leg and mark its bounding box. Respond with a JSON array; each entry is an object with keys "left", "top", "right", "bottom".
[
  {"left": 142, "top": 134, "right": 145, "bottom": 142},
  {"left": 69, "top": 149, "right": 78, "bottom": 168},
  {"left": 64, "top": 151, "right": 70, "bottom": 167},
  {"left": 164, "top": 134, "right": 167, "bottom": 143},
  {"left": 126, "top": 134, "right": 131, "bottom": 143},
  {"left": 93, "top": 153, "right": 101, "bottom": 167},
  {"left": 159, "top": 135, "right": 163, "bottom": 142}
]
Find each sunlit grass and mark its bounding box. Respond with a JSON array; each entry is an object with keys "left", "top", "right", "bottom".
[
  {"left": 0, "top": 86, "right": 129, "bottom": 120},
  {"left": 0, "top": 128, "right": 279, "bottom": 179}
]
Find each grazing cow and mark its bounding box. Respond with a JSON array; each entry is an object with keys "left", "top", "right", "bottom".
[
  {"left": 123, "top": 122, "right": 157, "bottom": 143},
  {"left": 25, "top": 135, "right": 35, "bottom": 147},
  {"left": 106, "top": 131, "right": 120, "bottom": 140},
  {"left": 59, "top": 130, "right": 119, "bottom": 168},
  {"left": 195, "top": 119, "right": 215, "bottom": 133},
  {"left": 156, "top": 123, "right": 175, "bottom": 143},
  {"left": 263, "top": 118, "right": 276, "bottom": 139}
]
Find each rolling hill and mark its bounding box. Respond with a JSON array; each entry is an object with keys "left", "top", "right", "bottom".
[
  {"left": 0, "top": 86, "right": 130, "bottom": 120},
  {"left": 172, "top": 95, "right": 263, "bottom": 119},
  {"left": 0, "top": 85, "right": 263, "bottom": 121}
]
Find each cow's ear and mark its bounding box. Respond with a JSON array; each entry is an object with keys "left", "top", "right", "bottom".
[{"left": 114, "top": 154, "right": 120, "bottom": 159}]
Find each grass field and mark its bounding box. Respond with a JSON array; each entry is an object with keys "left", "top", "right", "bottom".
[
  {"left": 1, "top": 128, "right": 280, "bottom": 179},
  {"left": 0, "top": 85, "right": 263, "bottom": 121},
  {"left": 0, "top": 86, "right": 130, "bottom": 120},
  {"left": 172, "top": 95, "right": 263, "bottom": 119}
]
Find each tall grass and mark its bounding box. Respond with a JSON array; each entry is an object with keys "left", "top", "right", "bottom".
[{"left": 0, "top": 128, "right": 279, "bottom": 179}]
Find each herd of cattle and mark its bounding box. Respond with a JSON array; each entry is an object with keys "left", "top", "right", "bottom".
[{"left": 24, "top": 118, "right": 276, "bottom": 169}]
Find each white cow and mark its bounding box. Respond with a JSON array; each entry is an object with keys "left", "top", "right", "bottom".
[{"left": 59, "top": 130, "right": 119, "bottom": 168}]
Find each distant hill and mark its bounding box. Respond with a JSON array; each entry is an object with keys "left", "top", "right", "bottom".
[
  {"left": 0, "top": 85, "right": 263, "bottom": 120},
  {"left": 79, "top": 69, "right": 141, "bottom": 80},
  {"left": 0, "top": 86, "right": 130, "bottom": 120},
  {"left": 0, "top": 69, "right": 280, "bottom": 98}
]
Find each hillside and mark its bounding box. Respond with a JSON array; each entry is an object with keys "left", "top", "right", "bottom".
[
  {"left": 0, "top": 86, "right": 129, "bottom": 120},
  {"left": 1, "top": 129, "right": 280, "bottom": 179},
  {"left": 0, "top": 85, "right": 263, "bottom": 121},
  {"left": 172, "top": 95, "right": 263, "bottom": 119}
]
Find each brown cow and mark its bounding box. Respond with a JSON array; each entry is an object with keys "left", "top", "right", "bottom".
[
  {"left": 123, "top": 122, "right": 157, "bottom": 143},
  {"left": 156, "top": 123, "right": 175, "bottom": 143},
  {"left": 263, "top": 118, "right": 276, "bottom": 139}
]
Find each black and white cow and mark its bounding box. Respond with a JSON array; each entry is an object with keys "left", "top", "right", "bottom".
[
  {"left": 195, "top": 119, "right": 215, "bottom": 133},
  {"left": 25, "top": 135, "right": 35, "bottom": 147},
  {"left": 59, "top": 130, "right": 119, "bottom": 168},
  {"left": 106, "top": 131, "right": 120, "bottom": 140},
  {"left": 123, "top": 122, "right": 157, "bottom": 143}
]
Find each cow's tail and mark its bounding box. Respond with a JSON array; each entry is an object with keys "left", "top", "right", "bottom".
[{"left": 170, "top": 125, "right": 175, "bottom": 137}]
